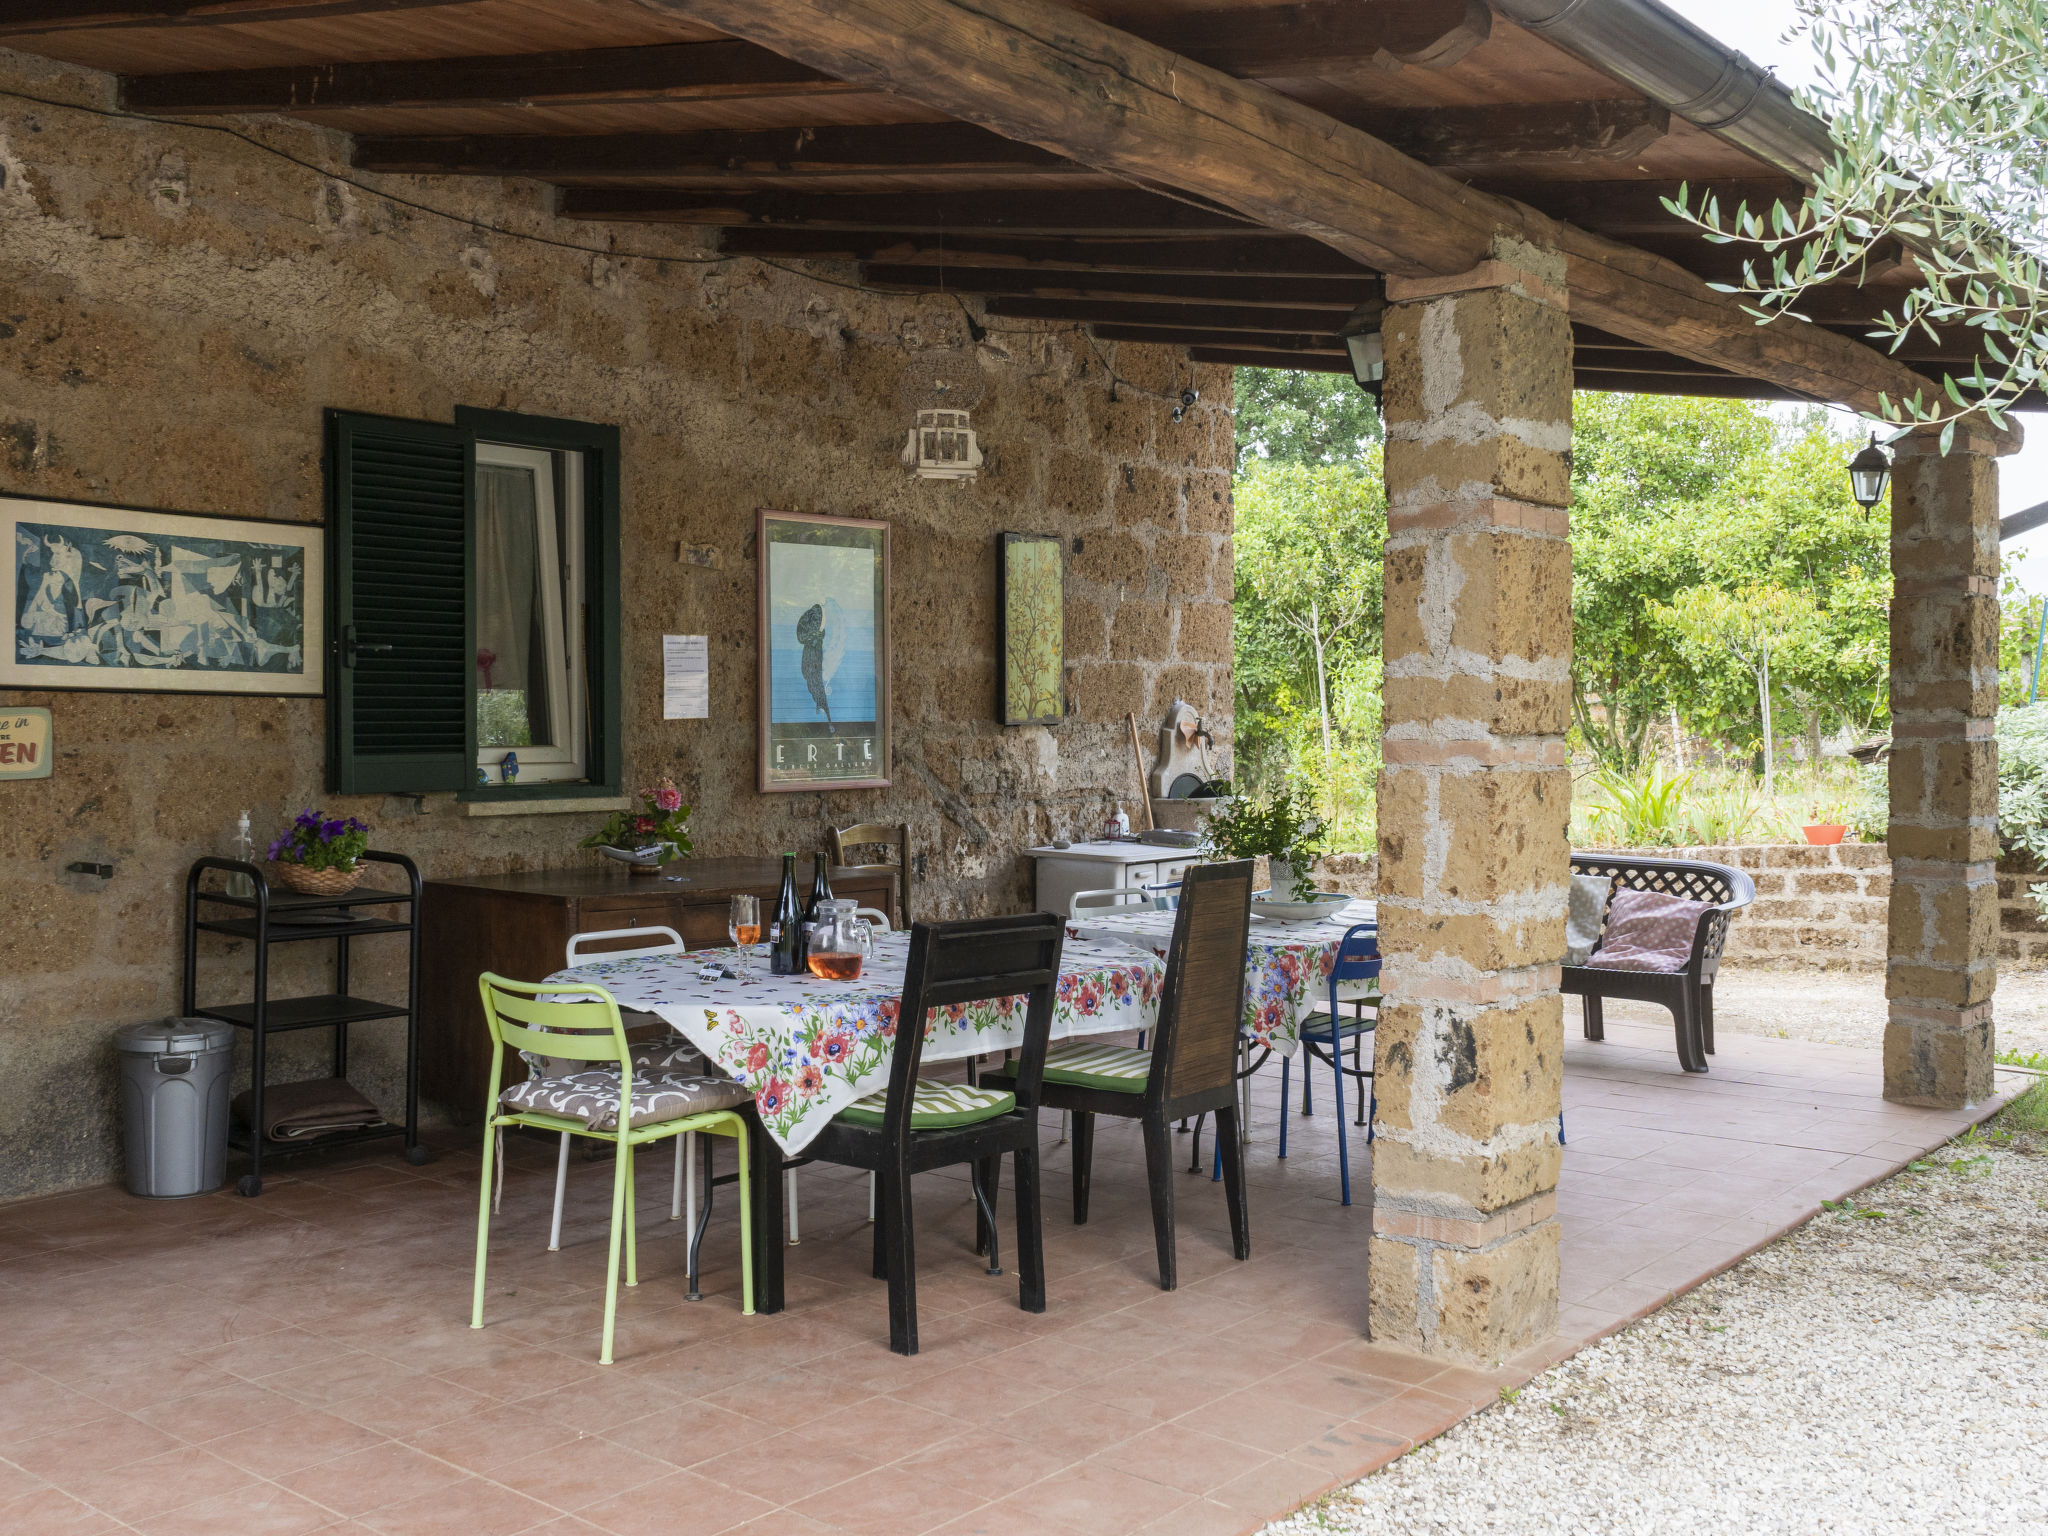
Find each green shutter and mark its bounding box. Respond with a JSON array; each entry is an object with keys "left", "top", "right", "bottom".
[{"left": 326, "top": 411, "right": 473, "bottom": 794}]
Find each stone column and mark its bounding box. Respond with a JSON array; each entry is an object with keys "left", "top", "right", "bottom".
[
  {"left": 1370, "top": 241, "right": 1573, "bottom": 1364},
  {"left": 1885, "top": 427, "right": 2003, "bottom": 1107}
]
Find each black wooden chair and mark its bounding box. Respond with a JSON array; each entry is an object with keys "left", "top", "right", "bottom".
[
  {"left": 795, "top": 911, "right": 1062, "bottom": 1355},
  {"left": 1562, "top": 852, "right": 1756, "bottom": 1074},
  {"left": 990, "top": 858, "right": 1254, "bottom": 1291}
]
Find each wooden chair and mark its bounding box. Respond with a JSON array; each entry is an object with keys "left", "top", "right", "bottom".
[
  {"left": 471, "top": 973, "right": 754, "bottom": 1364},
  {"left": 796, "top": 912, "right": 1062, "bottom": 1354},
  {"left": 831, "top": 821, "right": 913, "bottom": 926},
  {"left": 990, "top": 859, "right": 1255, "bottom": 1291}
]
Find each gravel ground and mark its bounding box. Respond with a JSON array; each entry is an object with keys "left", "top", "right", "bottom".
[
  {"left": 1592, "top": 966, "right": 2048, "bottom": 1059},
  {"left": 1265, "top": 1095, "right": 2048, "bottom": 1536}
]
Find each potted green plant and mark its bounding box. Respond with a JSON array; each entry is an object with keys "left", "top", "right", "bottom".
[
  {"left": 266, "top": 810, "right": 372, "bottom": 896},
  {"left": 1203, "top": 786, "right": 1324, "bottom": 901},
  {"left": 582, "top": 777, "right": 694, "bottom": 874}
]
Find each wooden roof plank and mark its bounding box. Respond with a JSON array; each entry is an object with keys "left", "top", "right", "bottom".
[
  {"left": 649, "top": 0, "right": 1976, "bottom": 426},
  {"left": 557, "top": 187, "right": 1262, "bottom": 235},
  {"left": 861, "top": 263, "right": 1378, "bottom": 307},
  {"left": 1, "top": 0, "right": 468, "bottom": 36},
  {"left": 717, "top": 228, "right": 1375, "bottom": 276}
]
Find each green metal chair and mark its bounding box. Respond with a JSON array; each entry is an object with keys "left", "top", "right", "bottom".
[{"left": 471, "top": 972, "right": 754, "bottom": 1365}]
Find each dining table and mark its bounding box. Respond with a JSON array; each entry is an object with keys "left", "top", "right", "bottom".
[
  {"left": 1065, "top": 897, "right": 1380, "bottom": 1055},
  {"left": 547, "top": 930, "right": 1167, "bottom": 1312}
]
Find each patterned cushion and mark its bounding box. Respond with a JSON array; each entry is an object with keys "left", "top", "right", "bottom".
[
  {"left": 499, "top": 1070, "right": 750, "bottom": 1132},
  {"left": 1040, "top": 1041, "right": 1150, "bottom": 1093},
  {"left": 1296, "top": 1004, "right": 1377, "bottom": 1042},
  {"left": 1588, "top": 888, "right": 1708, "bottom": 973},
  {"left": 1566, "top": 873, "right": 1613, "bottom": 965},
  {"left": 521, "top": 1031, "right": 699, "bottom": 1079},
  {"left": 837, "top": 1078, "right": 1017, "bottom": 1130}
]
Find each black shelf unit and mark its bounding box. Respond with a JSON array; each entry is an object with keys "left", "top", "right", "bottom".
[{"left": 184, "top": 850, "right": 426, "bottom": 1196}]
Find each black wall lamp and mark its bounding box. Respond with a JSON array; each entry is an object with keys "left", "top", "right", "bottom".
[
  {"left": 1340, "top": 297, "right": 1386, "bottom": 397},
  {"left": 1849, "top": 432, "right": 1893, "bottom": 510}
]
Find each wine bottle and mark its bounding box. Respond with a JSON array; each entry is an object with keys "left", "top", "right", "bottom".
[
  {"left": 770, "top": 852, "right": 802, "bottom": 976},
  {"left": 796, "top": 848, "right": 834, "bottom": 973}
]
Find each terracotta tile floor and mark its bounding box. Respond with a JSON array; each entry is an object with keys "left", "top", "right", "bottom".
[{"left": 0, "top": 1018, "right": 1998, "bottom": 1536}]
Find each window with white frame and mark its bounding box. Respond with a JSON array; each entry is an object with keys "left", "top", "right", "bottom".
[{"left": 473, "top": 442, "right": 586, "bottom": 784}]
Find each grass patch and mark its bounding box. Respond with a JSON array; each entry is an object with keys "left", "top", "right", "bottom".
[{"left": 1997, "top": 1078, "right": 2048, "bottom": 1138}]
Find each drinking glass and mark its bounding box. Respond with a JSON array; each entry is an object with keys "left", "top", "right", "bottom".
[{"left": 729, "top": 895, "right": 761, "bottom": 977}]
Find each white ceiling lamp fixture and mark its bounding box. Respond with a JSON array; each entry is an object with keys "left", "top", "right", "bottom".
[{"left": 1339, "top": 296, "right": 1388, "bottom": 398}]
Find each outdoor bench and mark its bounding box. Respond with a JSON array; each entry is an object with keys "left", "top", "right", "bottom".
[{"left": 1563, "top": 852, "right": 1757, "bottom": 1074}]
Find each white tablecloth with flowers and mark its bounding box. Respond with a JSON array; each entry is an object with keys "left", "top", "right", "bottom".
[
  {"left": 1065, "top": 900, "right": 1378, "bottom": 1057},
  {"left": 547, "top": 933, "right": 1163, "bottom": 1155}
]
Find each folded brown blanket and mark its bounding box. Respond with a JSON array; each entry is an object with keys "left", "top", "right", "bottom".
[{"left": 233, "top": 1077, "right": 387, "bottom": 1142}]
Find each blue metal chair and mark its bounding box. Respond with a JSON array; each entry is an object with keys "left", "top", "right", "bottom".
[{"left": 1279, "top": 922, "right": 1379, "bottom": 1206}]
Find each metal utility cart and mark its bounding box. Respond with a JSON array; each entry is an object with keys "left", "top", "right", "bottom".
[{"left": 184, "top": 851, "right": 427, "bottom": 1195}]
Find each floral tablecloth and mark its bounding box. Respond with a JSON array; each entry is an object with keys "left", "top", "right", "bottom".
[
  {"left": 1065, "top": 900, "right": 1378, "bottom": 1056},
  {"left": 547, "top": 933, "right": 1163, "bottom": 1155}
]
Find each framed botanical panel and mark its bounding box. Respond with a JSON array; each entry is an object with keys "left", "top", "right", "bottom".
[
  {"left": 998, "top": 531, "right": 1064, "bottom": 726},
  {"left": 757, "top": 509, "right": 891, "bottom": 792},
  {"left": 4, "top": 495, "right": 324, "bottom": 696}
]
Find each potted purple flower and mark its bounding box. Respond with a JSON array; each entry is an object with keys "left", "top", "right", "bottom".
[{"left": 268, "top": 810, "right": 372, "bottom": 896}]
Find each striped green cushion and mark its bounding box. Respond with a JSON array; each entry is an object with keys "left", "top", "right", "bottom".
[
  {"left": 838, "top": 1077, "right": 1016, "bottom": 1130},
  {"left": 1041, "top": 1041, "right": 1150, "bottom": 1093}
]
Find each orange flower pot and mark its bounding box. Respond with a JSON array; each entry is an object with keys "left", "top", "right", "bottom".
[{"left": 1801, "top": 824, "right": 1847, "bottom": 847}]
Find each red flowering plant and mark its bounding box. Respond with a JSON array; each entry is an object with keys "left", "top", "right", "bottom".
[{"left": 580, "top": 776, "right": 694, "bottom": 859}]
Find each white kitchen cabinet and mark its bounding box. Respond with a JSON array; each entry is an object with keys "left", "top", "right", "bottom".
[{"left": 1026, "top": 840, "right": 1197, "bottom": 917}]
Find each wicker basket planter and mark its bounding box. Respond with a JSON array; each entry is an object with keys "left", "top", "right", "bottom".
[{"left": 269, "top": 861, "right": 365, "bottom": 897}]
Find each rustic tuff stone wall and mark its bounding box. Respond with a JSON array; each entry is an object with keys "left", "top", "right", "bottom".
[{"left": 0, "top": 49, "right": 1234, "bottom": 1200}]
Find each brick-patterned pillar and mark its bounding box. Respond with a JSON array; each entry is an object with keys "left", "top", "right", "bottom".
[
  {"left": 1885, "top": 427, "right": 2003, "bottom": 1107},
  {"left": 1370, "top": 242, "right": 1573, "bottom": 1363}
]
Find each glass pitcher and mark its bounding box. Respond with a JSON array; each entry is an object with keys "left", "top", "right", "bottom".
[{"left": 803, "top": 899, "right": 874, "bottom": 981}]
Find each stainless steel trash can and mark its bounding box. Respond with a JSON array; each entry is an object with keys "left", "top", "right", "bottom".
[{"left": 115, "top": 1019, "right": 235, "bottom": 1198}]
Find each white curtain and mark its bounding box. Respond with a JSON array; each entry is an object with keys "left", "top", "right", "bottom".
[{"left": 474, "top": 463, "right": 551, "bottom": 746}]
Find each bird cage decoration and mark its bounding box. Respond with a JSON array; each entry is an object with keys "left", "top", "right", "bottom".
[{"left": 898, "top": 348, "right": 987, "bottom": 481}]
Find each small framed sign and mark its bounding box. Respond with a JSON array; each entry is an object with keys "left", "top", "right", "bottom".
[
  {"left": 757, "top": 509, "right": 891, "bottom": 792},
  {"left": 0, "top": 707, "right": 52, "bottom": 780}
]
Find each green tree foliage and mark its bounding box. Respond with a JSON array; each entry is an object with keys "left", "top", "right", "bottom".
[
  {"left": 1232, "top": 457, "right": 1386, "bottom": 847},
  {"left": 1674, "top": 1, "right": 2047, "bottom": 438},
  {"left": 1571, "top": 395, "right": 1889, "bottom": 770},
  {"left": 1233, "top": 368, "right": 1382, "bottom": 471}
]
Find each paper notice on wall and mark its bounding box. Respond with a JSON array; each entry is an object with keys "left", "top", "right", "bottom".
[{"left": 662, "top": 635, "right": 709, "bottom": 720}]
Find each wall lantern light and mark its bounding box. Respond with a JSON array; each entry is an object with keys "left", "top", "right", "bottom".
[
  {"left": 1848, "top": 432, "right": 1893, "bottom": 510},
  {"left": 900, "top": 348, "right": 986, "bottom": 481},
  {"left": 1340, "top": 298, "right": 1387, "bottom": 397}
]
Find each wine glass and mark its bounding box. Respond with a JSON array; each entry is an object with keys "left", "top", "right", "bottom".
[{"left": 729, "top": 895, "right": 761, "bottom": 977}]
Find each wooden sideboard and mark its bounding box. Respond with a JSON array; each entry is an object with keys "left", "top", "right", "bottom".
[{"left": 420, "top": 857, "right": 898, "bottom": 1118}]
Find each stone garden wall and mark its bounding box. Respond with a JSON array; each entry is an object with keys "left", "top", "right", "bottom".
[{"left": 0, "top": 48, "right": 1233, "bottom": 1198}]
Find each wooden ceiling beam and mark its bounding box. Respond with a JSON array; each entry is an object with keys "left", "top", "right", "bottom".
[
  {"left": 1188, "top": 345, "right": 1353, "bottom": 374},
  {"left": 861, "top": 264, "right": 1377, "bottom": 307},
  {"left": 716, "top": 228, "right": 1373, "bottom": 276},
  {"left": 651, "top": 0, "right": 1983, "bottom": 429},
  {"left": 349, "top": 101, "right": 1671, "bottom": 184},
  {"left": 1092, "top": 322, "right": 1347, "bottom": 351},
  {"left": 986, "top": 296, "right": 1350, "bottom": 333},
  {"left": 117, "top": 2, "right": 1486, "bottom": 114},
  {"left": 1490, "top": 178, "right": 1805, "bottom": 237},
  {"left": 352, "top": 124, "right": 1074, "bottom": 179},
  {"left": 121, "top": 42, "right": 842, "bottom": 116},
  {"left": 1, "top": 0, "right": 461, "bottom": 36},
  {"left": 1353, "top": 100, "right": 1670, "bottom": 169},
  {"left": 557, "top": 187, "right": 1260, "bottom": 235}
]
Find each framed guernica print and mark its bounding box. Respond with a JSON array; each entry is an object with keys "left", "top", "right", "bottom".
[
  {"left": 757, "top": 509, "right": 891, "bottom": 792},
  {"left": 998, "top": 531, "right": 1064, "bottom": 726},
  {"left": 5, "top": 495, "right": 325, "bottom": 696}
]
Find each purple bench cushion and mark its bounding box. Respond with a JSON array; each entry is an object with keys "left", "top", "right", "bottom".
[{"left": 1588, "top": 887, "right": 1709, "bottom": 973}]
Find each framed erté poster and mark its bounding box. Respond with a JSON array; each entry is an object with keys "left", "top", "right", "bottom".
[
  {"left": 4, "top": 494, "right": 324, "bottom": 696},
  {"left": 998, "top": 532, "right": 1064, "bottom": 726},
  {"left": 757, "top": 509, "right": 891, "bottom": 792}
]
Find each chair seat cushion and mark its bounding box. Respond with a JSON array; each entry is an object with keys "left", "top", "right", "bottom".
[
  {"left": 837, "top": 1078, "right": 1017, "bottom": 1130},
  {"left": 520, "top": 1031, "right": 699, "bottom": 1079},
  {"left": 1296, "top": 1007, "right": 1377, "bottom": 1041},
  {"left": 500, "top": 1069, "right": 749, "bottom": 1132},
  {"left": 1040, "top": 1040, "right": 1150, "bottom": 1093},
  {"left": 1587, "top": 888, "right": 1709, "bottom": 973},
  {"left": 1567, "top": 872, "right": 1613, "bottom": 965}
]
